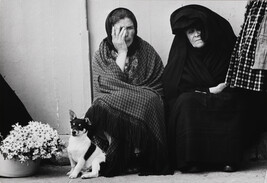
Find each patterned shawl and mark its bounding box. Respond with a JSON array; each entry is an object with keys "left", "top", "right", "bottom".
[
  {"left": 87, "top": 37, "right": 169, "bottom": 175},
  {"left": 225, "top": 0, "right": 267, "bottom": 91}
]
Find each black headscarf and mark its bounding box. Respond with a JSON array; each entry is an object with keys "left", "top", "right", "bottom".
[
  {"left": 104, "top": 7, "right": 140, "bottom": 56},
  {"left": 162, "top": 5, "right": 236, "bottom": 101}
]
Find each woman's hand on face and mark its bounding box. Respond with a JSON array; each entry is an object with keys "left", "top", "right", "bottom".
[
  {"left": 209, "top": 83, "right": 228, "bottom": 94},
  {"left": 112, "top": 26, "right": 128, "bottom": 54},
  {"left": 112, "top": 26, "right": 128, "bottom": 72}
]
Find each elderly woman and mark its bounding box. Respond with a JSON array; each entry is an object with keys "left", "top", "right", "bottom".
[
  {"left": 162, "top": 5, "right": 244, "bottom": 173},
  {"left": 85, "top": 8, "right": 170, "bottom": 176}
]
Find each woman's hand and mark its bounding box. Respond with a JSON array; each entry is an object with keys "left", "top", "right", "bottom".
[
  {"left": 209, "top": 83, "right": 228, "bottom": 94},
  {"left": 112, "top": 26, "right": 128, "bottom": 54},
  {"left": 112, "top": 26, "right": 128, "bottom": 71}
]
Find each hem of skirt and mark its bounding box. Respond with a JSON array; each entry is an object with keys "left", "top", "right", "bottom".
[{"left": 86, "top": 99, "right": 171, "bottom": 176}]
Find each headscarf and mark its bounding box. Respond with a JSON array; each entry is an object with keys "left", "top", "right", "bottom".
[
  {"left": 162, "top": 4, "right": 236, "bottom": 101},
  {"left": 104, "top": 7, "right": 140, "bottom": 56}
]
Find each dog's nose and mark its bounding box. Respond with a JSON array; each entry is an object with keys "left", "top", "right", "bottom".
[{"left": 72, "top": 131, "right": 76, "bottom": 136}]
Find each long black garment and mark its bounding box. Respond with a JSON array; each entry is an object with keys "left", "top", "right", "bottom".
[
  {"left": 0, "top": 74, "right": 32, "bottom": 138},
  {"left": 162, "top": 5, "right": 248, "bottom": 170}
]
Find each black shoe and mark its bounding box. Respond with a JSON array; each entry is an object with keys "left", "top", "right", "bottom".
[
  {"left": 126, "top": 167, "right": 139, "bottom": 174},
  {"left": 181, "top": 165, "right": 202, "bottom": 173},
  {"left": 126, "top": 152, "right": 141, "bottom": 175},
  {"left": 187, "top": 166, "right": 202, "bottom": 173},
  {"left": 223, "top": 165, "right": 236, "bottom": 172}
]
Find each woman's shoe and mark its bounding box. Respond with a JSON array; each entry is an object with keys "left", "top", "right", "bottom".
[
  {"left": 223, "top": 165, "right": 236, "bottom": 172},
  {"left": 187, "top": 166, "right": 202, "bottom": 173},
  {"left": 125, "top": 152, "right": 141, "bottom": 174},
  {"left": 126, "top": 167, "right": 139, "bottom": 174},
  {"left": 180, "top": 165, "right": 202, "bottom": 173}
]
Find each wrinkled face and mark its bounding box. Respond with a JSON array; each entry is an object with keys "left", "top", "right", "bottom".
[
  {"left": 114, "top": 17, "right": 135, "bottom": 47},
  {"left": 70, "top": 119, "right": 87, "bottom": 137},
  {"left": 185, "top": 28, "right": 205, "bottom": 48}
]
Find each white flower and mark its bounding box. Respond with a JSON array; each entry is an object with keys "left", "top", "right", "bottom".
[{"left": 0, "top": 121, "right": 65, "bottom": 162}]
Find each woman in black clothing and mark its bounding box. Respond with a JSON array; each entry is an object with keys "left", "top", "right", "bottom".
[{"left": 162, "top": 5, "right": 245, "bottom": 173}]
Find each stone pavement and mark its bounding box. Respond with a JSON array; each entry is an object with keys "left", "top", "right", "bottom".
[{"left": 0, "top": 161, "right": 267, "bottom": 183}]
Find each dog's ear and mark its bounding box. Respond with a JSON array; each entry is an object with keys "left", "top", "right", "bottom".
[
  {"left": 69, "top": 110, "right": 77, "bottom": 121},
  {"left": 85, "top": 117, "right": 92, "bottom": 126}
]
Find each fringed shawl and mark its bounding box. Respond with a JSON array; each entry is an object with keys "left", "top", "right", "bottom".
[{"left": 88, "top": 37, "right": 169, "bottom": 175}]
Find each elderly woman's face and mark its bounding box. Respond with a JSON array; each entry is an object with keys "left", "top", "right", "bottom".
[
  {"left": 114, "top": 17, "right": 135, "bottom": 47},
  {"left": 185, "top": 28, "right": 205, "bottom": 48}
]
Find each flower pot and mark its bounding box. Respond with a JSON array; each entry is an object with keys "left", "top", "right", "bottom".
[{"left": 0, "top": 154, "right": 40, "bottom": 177}]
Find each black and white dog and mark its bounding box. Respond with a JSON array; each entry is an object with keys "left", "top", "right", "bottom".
[{"left": 67, "top": 110, "right": 106, "bottom": 179}]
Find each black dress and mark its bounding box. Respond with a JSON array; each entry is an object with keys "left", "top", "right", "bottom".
[
  {"left": 0, "top": 74, "right": 32, "bottom": 138},
  {"left": 162, "top": 5, "right": 249, "bottom": 170}
]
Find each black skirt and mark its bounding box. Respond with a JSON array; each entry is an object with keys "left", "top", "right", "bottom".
[{"left": 167, "top": 89, "right": 265, "bottom": 170}]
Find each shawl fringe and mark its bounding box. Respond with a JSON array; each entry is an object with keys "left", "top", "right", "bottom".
[{"left": 86, "top": 99, "right": 171, "bottom": 176}]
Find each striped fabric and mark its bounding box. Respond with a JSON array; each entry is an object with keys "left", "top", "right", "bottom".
[{"left": 226, "top": 0, "right": 267, "bottom": 91}]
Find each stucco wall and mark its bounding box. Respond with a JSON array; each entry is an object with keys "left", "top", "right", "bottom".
[{"left": 0, "top": 0, "right": 91, "bottom": 134}]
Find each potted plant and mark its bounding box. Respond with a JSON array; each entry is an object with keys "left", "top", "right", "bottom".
[{"left": 0, "top": 121, "right": 65, "bottom": 177}]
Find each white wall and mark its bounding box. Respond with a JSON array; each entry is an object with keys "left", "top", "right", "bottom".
[
  {"left": 87, "top": 0, "right": 247, "bottom": 65},
  {"left": 0, "top": 0, "right": 91, "bottom": 134}
]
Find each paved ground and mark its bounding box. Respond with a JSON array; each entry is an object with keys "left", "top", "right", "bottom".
[{"left": 1, "top": 161, "right": 267, "bottom": 183}]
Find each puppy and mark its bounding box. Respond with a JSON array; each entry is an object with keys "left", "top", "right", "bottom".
[{"left": 67, "top": 110, "right": 106, "bottom": 179}]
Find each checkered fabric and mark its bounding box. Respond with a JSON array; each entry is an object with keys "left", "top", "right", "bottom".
[
  {"left": 225, "top": 0, "right": 267, "bottom": 91},
  {"left": 87, "top": 37, "right": 169, "bottom": 175}
]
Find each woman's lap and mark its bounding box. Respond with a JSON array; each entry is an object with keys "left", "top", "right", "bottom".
[
  {"left": 86, "top": 91, "right": 169, "bottom": 175},
  {"left": 168, "top": 92, "right": 244, "bottom": 169}
]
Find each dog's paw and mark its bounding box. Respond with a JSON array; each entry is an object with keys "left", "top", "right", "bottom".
[
  {"left": 81, "top": 172, "right": 99, "bottom": 179},
  {"left": 69, "top": 172, "right": 79, "bottom": 179},
  {"left": 66, "top": 171, "right": 72, "bottom": 176}
]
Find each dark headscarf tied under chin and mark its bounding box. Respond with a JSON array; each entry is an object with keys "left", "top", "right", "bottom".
[
  {"left": 105, "top": 7, "right": 140, "bottom": 56},
  {"left": 162, "top": 4, "right": 236, "bottom": 101}
]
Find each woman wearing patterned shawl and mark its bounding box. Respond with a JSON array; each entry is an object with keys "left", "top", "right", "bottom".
[
  {"left": 225, "top": 0, "right": 267, "bottom": 142},
  {"left": 85, "top": 8, "right": 170, "bottom": 176},
  {"left": 162, "top": 5, "right": 246, "bottom": 173}
]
